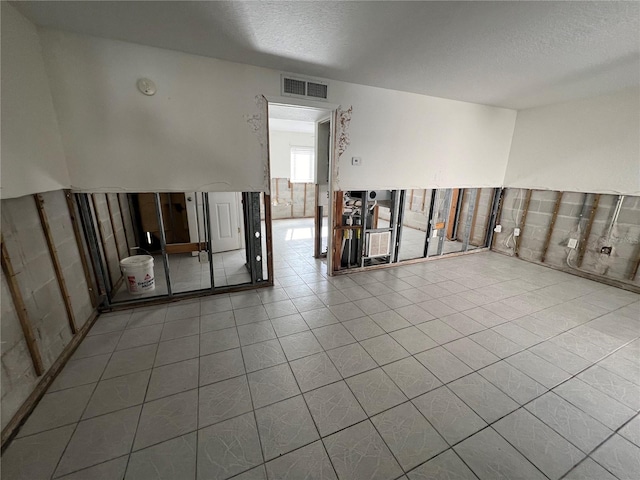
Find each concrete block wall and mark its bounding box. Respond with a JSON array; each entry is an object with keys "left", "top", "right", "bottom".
[
  {"left": 118, "top": 193, "right": 137, "bottom": 250},
  {"left": 91, "top": 193, "right": 122, "bottom": 287},
  {"left": 41, "top": 191, "right": 94, "bottom": 328},
  {"left": 106, "top": 193, "right": 130, "bottom": 259},
  {"left": 402, "top": 189, "right": 431, "bottom": 231},
  {"left": 0, "top": 192, "right": 97, "bottom": 431},
  {"left": 1, "top": 270, "right": 39, "bottom": 431},
  {"left": 492, "top": 188, "right": 640, "bottom": 287},
  {"left": 271, "top": 178, "right": 315, "bottom": 219}
]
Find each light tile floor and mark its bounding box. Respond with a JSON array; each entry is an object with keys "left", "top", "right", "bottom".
[{"left": 3, "top": 219, "right": 640, "bottom": 480}]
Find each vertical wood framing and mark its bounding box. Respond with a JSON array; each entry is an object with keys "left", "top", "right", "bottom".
[
  {"left": 91, "top": 195, "right": 115, "bottom": 288},
  {"left": 154, "top": 193, "right": 172, "bottom": 297},
  {"left": 77, "top": 194, "right": 109, "bottom": 299},
  {"left": 449, "top": 189, "right": 462, "bottom": 240},
  {"left": 421, "top": 190, "right": 427, "bottom": 212},
  {"left": 489, "top": 188, "right": 505, "bottom": 249},
  {"left": 332, "top": 191, "right": 343, "bottom": 272},
  {"left": 105, "top": 194, "right": 125, "bottom": 261},
  {"left": 33, "top": 194, "right": 78, "bottom": 334},
  {"left": 303, "top": 184, "right": 307, "bottom": 217},
  {"left": 540, "top": 191, "right": 564, "bottom": 263},
  {"left": 437, "top": 189, "right": 454, "bottom": 256},
  {"left": 480, "top": 189, "right": 495, "bottom": 247},
  {"left": 1, "top": 237, "right": 45, "bottom": 376},
  {"left": 462, "top": 188, "right": 479, "bottom": 251},
  {"left": 467, "top": 189, "right": 481, "bottom": 247},
  {"left": 115, "top": 194, "right": 132, "bottom": 255},
  {"left": 263, "top": 193, "right": 275, "bottom": 285},
  {"left": 423, "top": 190, "right": 437, "bottom": 257},
  {"left": 409, "top": 189, "right": 414, "bottom": 211},
  {"left": 630, "top": 252, "right": 640, "bottom": 281},
  {"left": 64, "top": 190, "right": 98, "bottom": 308},
  {"left": 314, "top": 185, "right": 322, "bottom": 258},
  {"left": 577, "top": 194, "right": 600, "bottom": 267},
  {"left": 514, "top": 189, "right": 533, "bottom": 257}
]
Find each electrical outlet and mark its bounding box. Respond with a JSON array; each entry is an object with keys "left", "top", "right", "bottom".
[
  {"left": 351, "top": 157, "right": 362, "bottom": 166},
  {"left": 567, "top": 238, "right": 578, "bottom": 249},
  {"left": 198, "top": 251, "right": 209, "bottom": 263},
  {"left": 494, "top": 224, "right": 502, "bottom": 233},
  {"left": 514, "top": 228, "right": 521, "bottom": 237},
  {"left": 600, "top": 246, "right": 612, "bottom": 255},
  {"left": 432, "top": 229, "right": 438, "bottom": 238}
]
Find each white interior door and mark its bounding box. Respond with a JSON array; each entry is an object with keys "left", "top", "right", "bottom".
[{"left": 209, "top": 192, "right": 241, "bottom": 253}]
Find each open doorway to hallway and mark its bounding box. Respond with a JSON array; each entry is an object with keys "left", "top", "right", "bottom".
[{"left": 267, "top": 103, "right": 332, "bottom": 271}]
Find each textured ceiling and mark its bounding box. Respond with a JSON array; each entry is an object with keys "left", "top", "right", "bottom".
[{"left": 14, "top": 1, "right": 640, "bottom": 109}]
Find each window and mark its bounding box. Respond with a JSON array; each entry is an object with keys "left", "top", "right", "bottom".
[{"left": 290, "top": 146, "right": 314, "bottom": 183}]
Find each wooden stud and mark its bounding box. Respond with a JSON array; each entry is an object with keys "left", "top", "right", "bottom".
[
  {"left": 514, "top": 189, "right": 533, "bottom": 257},
  {"left": 577, "top": 194, "right": 600, "bottom": 268},
  {"left": 467, "top": 190, "right": 481, "bottom": 246},
  {"left": 409, "top": 189, "right": 414, "bottom": 211},
  {"left": 450, "top": 189, "right": 463, "bottom": 240},
  {"left": 290, "top": 182, "right": 294, "bottom": 217},
  {"left": 106, "top": 194, "right": 124, "bottom": 261},
  {"left": 630, "top": 252, "right": 640, "bottom": 281},
  {"left": 480, "top": 189, "right": 494, "bottom": 247},
  {"left": 1, "top": 309, "right": 98, "bottom": 449},
  {"left": 116, "top": 194, "right": 132, "bottom": 255},
  {"left": 421, "top": 190, "right": 427, "bottom": 212},
  {"left": 0, "top": 236, "right": 44, "bottom": 376},
  {"left": 303, "top": 183, "right": 307, "bottom": 217},
  {"left": 91, "top": 195, "right": 115, "bottom": 286},
  {"left": 33, "top": 194, "right": 78, "bottom": 335},
  {"left": 263, "top": 193, "right": 275, "bottom": 287},
  {"left": 64, "top": 190, "right": 98, "bottom": 308},
  {"left": 314, "top": 185, "right": 322, "bottom": 258},
  {"left": 332, "top": 191, "right": 343, "bottom": 272},
  {"left": 540, "top": 191, "right": 563, "bottom": 263},
  {"left": 490, "top": 189, "right": 506, "bottom": 249}
]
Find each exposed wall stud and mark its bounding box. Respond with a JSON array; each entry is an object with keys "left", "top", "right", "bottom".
[
  {"left": 64, "top": 190, "right": 97, "bottom": 307},
  {"left": 423, "top": 190, "right": 437, "bottom": 257},
  {"left": 462, "top": 188, "right": 479, "bottom": 251},
  {"left": 91, "top": 194, "right": 115, "bottom": 289},
  {"left": 514, "top": 189, "right": 532, "bottom": 257},
  {"left": 489, "top": 188, "right": 505, "bottom": 249},
  {"left": 0, "top": 236, "right": 44, "bottom": 376},
  {"left": 33, "top": 194, "right": 78, "bottom": 334},
  {"left": 116, "top": 194, "right": 133, "bottom": 254},
  {"left": 105, "top": 194, "right": 125, "bottom": 261},
  {"left": 540, "top": 191, "right": 563, "bottom": 263},
  {"left": 263, "top": 193, "right": 275, "bottom": 285},
  {"left": 468, "top": 189, "right": 481, "bottom": 247},
  {"left": 577, "top": 194, "right": 600, "bottom": 267},
  {"left": 154, "top": 193, "right": 173, "bottom": 297}
]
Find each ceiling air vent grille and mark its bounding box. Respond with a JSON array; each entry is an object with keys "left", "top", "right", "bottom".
[
  {"left": 307, "top": 82, "right": 328, "bottom": 99},
  {"left": 281, "top": 74, "right": 329, "bottom": 100}
]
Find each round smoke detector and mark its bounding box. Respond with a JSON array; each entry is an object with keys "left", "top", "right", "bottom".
[{"left": 137, "top": 78, "right": 157, "bottom": 96}]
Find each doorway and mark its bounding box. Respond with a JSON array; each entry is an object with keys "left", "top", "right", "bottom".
[{"left": 267, "top": 103, "right": 333, "bottom": 269}]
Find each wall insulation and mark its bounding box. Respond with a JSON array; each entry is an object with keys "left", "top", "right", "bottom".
[
  {"left": 1, "top": 191, "right": 97, "bottom": 439},
  {"left": 492, "top": 189, "right": 640, "bottom": 287}
]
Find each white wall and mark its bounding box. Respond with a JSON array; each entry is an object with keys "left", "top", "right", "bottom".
[
  {"left": 332, "top": 83, "right": 517, "bottom": 191},
  {"left": 1, "top": 5, "right": 70, "bottom": 199},
  {"left": 269, "top": 130, "right": 315, "bottom": 178},
  {"left": 505, "top": 87, "right": 640, "bottom": 195},
  {"left": 39, "top": 29, "right": 274, "bottom": 194},
  {"left": 38, "top": 29, "right": 517, "bottom": 195}
]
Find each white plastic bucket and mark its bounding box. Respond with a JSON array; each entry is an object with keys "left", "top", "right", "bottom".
[{"left": 120, "top": 255, "right": 155, "bottom": 294}]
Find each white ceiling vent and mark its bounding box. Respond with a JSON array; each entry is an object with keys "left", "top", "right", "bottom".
[{"left": 281, "top": 74, "right": 329, "bottom": 100}]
